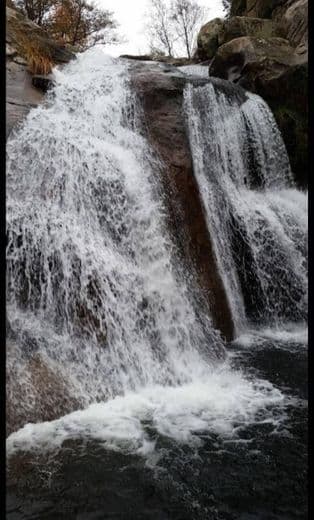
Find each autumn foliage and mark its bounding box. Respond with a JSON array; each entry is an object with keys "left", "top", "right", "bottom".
[{"left": 11, "top": 0, "right": 119, "bottom": 50}]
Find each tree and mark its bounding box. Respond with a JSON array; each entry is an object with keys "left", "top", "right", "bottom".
[
  {"left": 146, "top": 0, "right": 177, "bottom": 57},
  {"left": 13, "top": 0, "right": 54, "bottom": 25},
  {"left": 11, "top": 0, "right": 120, "bottom": 50},
  {"left": 144, "top": 0, "right": 206, "bottom": 59},
  {"left": 171, "top": 0, "right": 206, "bottom": 59},
  {"left": 222, "top": 0, "right": 232, "bottom": 17},
  {"left": 46, "top": 1, "right": 119, "bottom": 49}
]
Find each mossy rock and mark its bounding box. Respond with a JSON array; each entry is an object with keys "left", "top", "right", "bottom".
[
  {"left": 233, "top": 0, "right": 287, "bottom": 18},
  {"left": 6, "top": 6, "right": 75, "bottom": 74},
  {"left": 275, "top": 0, "right": 308, "bottom": 47},
  {"left": 210, "top": 36, "right": 298, "bottom": 81},
  {"left": 219, "top": 16, "right": 279, "bottom": 45},
  {"left": 197, "top": 18, "right": 225, "bottom": 60}
]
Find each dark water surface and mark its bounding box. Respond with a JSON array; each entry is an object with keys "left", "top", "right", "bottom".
[{"left": 6, "top": 335, "right": 308, "bottom": 520}]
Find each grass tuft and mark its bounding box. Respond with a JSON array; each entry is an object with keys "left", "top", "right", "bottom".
[{"left": 8, "top": 13, "right": 54, "bottom": 74}]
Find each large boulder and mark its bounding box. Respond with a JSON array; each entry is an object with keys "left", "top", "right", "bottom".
[
  {"left": 219, "top": 16, "right": 278, "bottom": 45},
  {"left": 231, "top": 0, "right": 287, "bottom": 18},
  {"left": 245, "top": 0, "right": 286, "bottom": 17},
  {"left": 197, "top": 16, "right": 278, "bottom": 61},
  {"left": 274, "top": 0, "right": 308, "bottom": 47},
  {"left": 230, "top": 0, "right": 308, "bottom": 36},
  {"left": 6, "top": 58, "right": 44, "bottom": 138},
  {"left": 209, "top": 36, "right": 307, "bottom": 186},
  {"left": 209, "top": 36, "right": 300, "bottom": 81},
  {"left": 197, "top": 18, "right": 225, "bottom": 60}
]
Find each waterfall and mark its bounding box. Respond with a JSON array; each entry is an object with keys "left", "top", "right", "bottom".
[
  {"left": 6, "top": 50, "right": 224, "bottom": 415},
  {"left": 6, "top": 50, "right": 292, "bottom": 454},
  {"left": 184, "top": 79, "right": 308, "bottom": 335}
]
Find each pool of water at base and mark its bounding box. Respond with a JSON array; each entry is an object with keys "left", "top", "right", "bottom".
[{"left": 6, "top": 332, "right": 308, "bottom": 520}]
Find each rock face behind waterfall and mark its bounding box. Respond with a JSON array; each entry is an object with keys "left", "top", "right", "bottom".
[
  {"left": 196, "top": 0, "right": 308, "bottom": 188},
  {"left": 131, "top": 63, "right": 235, "bottom": 341}
]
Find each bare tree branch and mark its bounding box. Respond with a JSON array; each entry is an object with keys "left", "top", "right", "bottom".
[
  {"left": 145, "top": 0, "right": 178, "bottom": 57},
  {"left": 171, "top": 0, "right": 206, "bottom": 59}
]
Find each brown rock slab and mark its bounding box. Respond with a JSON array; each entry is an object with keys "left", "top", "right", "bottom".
[
  {"left": 6, "top": 348, "right": 80, "bottom": 436},
  {"left": 6, "top": 60, "right": 44, "bottom": 137},
  {"left": 131, "top": 63, "right": 235, "bottom": 341}
]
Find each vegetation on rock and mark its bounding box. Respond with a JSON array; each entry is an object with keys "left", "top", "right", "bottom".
[{"left": 6, "top": 6, "right": 75, "bottom": 74}]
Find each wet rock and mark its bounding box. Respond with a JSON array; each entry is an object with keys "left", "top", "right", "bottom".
[
  {"left": 230, "top": 0, "right": 246, "bottom": 16},
  {"left": 131, "top": 63, "right": 235, "bottom": 341},
  {"left": 31, "top": 74, "right": 55, "bottom": 92},
  {"left": 6, "top": 349, "right": 80, "bottom": 436},
  {"left": 6, "top": 59, "right": 44, "bottom": 138}
]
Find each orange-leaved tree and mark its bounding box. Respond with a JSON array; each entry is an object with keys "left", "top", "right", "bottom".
[{"left": 11, "top": 0, "right": 120, "bottom": 50}]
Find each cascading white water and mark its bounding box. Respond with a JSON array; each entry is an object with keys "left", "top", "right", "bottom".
[
  {"left": 6, "top": 50, "right": 289, "bottom": 454},
  {"left": 7, "top": 51, "right": 224, "bottom": 409},
  {"left": 184, "top": 79, "right": 308, "bottom": 334},
  {"left": 178, "top": 64, "right": 210, "bottom": 77}
]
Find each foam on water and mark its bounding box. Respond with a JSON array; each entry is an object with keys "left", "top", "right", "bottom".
[
  {"left": 7, "top": 359, "right": 286, "bottom": 457},
  {"left": 235, "top": 324, "right": 308, "bottom": 348},
  {"left": 179, "top": 65, "right": 209, "bottom": 78}
]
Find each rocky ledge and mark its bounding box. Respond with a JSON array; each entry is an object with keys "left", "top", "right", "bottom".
[{"left": 6, "top": 6, "right": 75, "bottom": 138}]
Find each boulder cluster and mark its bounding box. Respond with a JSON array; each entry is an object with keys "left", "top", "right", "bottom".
[{"left": 196, "top": 0, "right": 308, "bottom": 187}]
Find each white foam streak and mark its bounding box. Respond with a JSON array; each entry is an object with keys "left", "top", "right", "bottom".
[
  {"left": 235, "top": 324, "right": 308, "bottom": 347},
  {"left": 179, "top": 65, "right": 209, "bottom": 77},
  {"left": 7, "top": 362, "right": 285, "bottom": 456}
]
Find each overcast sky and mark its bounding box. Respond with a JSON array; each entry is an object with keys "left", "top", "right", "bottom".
[{"left": 97, "top": 0, "right": 226, "bottom": 56}]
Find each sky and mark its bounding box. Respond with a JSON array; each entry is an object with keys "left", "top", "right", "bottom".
[{"left": 97, "top": 0, "right": 226, "bottom": 57}]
